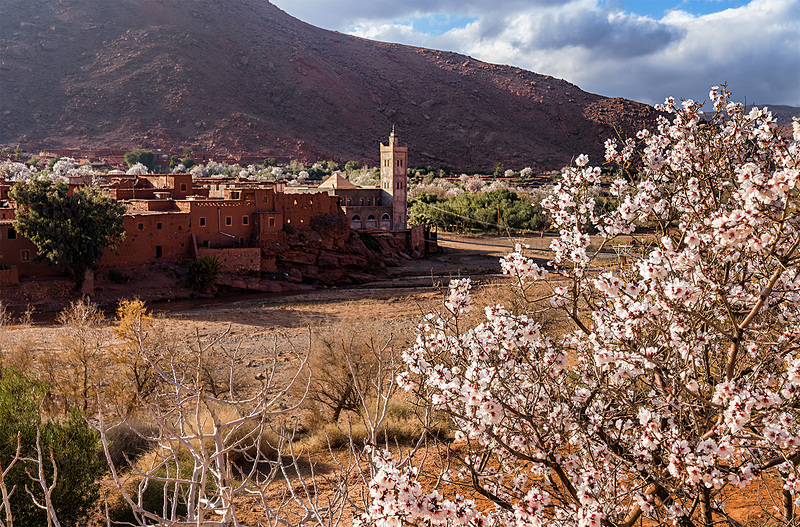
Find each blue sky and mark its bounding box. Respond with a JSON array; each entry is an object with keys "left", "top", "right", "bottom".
[{"left": 270, "top": 0, "right": 800, "bottom": 107}]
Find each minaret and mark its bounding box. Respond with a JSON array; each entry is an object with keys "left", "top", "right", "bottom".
[{"left": 380, "top": 126, "right": 408, "bottom": 230}]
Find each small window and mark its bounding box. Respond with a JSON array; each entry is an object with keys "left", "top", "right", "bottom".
[
  {"left": 20, "top": 250, "right": 30, "bottom": 262},
  {"left": 157, "top": 222, "right": 162, "bottom": 230},
  {"left": 7, "top": 227, "right": 16, "bottom": 240},
  {"left": 178, "top": 225, "right": 182, "bottom": 231},
  {"left": 268, "top": 217, "right": 275, "bottom": 227},
  {"left": 180, "top": 183, "right": 187, "bottom": 191},
  {"left": 137, "top": 223, "right": 144, "bottom": 231},
  {"left": 242, "top": 216, "right": 249, "bottom": 225},
  {"left": 199, "top": 217, "right": 206, "bottom": 227},
  {"left": 155, "top": 246, "right": 163, "bottom": 258},
  {"left": 239, "top": 237, "right": 245, "bottom": 245},
  {"left": 225, "top": 216, "right": 232, "bottom": 226}
]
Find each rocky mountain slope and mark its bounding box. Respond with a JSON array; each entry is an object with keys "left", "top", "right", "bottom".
[{"left": 2, "top": 0, "right": 666, "bottom": 171}]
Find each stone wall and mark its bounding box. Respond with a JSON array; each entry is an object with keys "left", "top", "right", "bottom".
[{"left": 199, "top": 247, "right": 261, "bottom": 275}]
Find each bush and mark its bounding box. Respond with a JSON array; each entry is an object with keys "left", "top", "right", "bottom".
[
  {"left": 104, "top": 417, "right": 160, "bottom": 469},
  {"left": 0, "top": 369, "right": 104, "bottom": 526},
  {"left": 186, "top": 254, "right": 222, "bottom": 292}
]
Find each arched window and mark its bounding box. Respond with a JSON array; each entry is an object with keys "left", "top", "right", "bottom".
[
  {"left": 350, "top": 214, "right": 362, "bottom": 229},
  {"left": 380, "top": 213, "right": 391, "bottom": 230},
  {"left": 366, "top": 214, "right": 377, "bottom": 228}
]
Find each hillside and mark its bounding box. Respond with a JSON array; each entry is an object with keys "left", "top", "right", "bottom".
[{"left": 2, "top": 0, "right": 665, "bottom": 171}]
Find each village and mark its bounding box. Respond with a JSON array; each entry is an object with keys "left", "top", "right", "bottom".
[{"left": 0, "top": 130, "right": 438, "bottom": 296}]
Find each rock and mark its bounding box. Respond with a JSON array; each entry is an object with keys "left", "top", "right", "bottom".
[
  {"left": 316, "top": 251, "right": 339, "bottom": 268},
  {"left": 338, "top": 254, "right": 369, "bottom": 268},
  {"left": 278, "top": 249, "right": 318, "bottom": 265}
]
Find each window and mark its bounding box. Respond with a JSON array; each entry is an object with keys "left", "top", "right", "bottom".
[
  {"left": 7, "top": 227, "right": 15, "bottom": 240},
  {"left": 155, "top": 246, "right": 163, "bottom": 258},
  {"left": 157, "top": 222, "right": 162, "bottom": 230},
  {"left": 268, "top": 217, "right": 275, "bottom": 227},
  {"left": 180, "top": 183, "right": 187, "bottom": 191},
  {"left": 137, "top": 223, "right": 144, "bottom": 231},
  {"left": 199, "top": 217, "right": 206, "bottom": 227},
  {"left": 20, "top": 250, "right": 30, "bottom": 262},
  {"left": 225, "top": 216, "right": 232, "bottom": 226},
  {"left": 242, "top": 216, "right": 249, "bottom": 225}
]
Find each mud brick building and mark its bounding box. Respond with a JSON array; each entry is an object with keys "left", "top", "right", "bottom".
[{"left": 0, "top": 130, "right": 428, "bottom": 284}]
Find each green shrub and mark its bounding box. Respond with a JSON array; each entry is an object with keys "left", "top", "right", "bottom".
[
  {"left": 0, "top": 369, "right": 104, "bottom": 527},
  {"left": 124, "top": 150, "right": 157, "bottom": 172},
  {"left": 186, "top": 255, "right": 223, "bottom": 292}
]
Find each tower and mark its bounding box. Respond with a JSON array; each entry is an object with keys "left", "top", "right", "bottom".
[{"left": 380, "top": 127, "right": 408, "bottom": 230}]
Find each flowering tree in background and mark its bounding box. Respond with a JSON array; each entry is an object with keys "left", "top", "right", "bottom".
[{"left": 360, "top": 87, "right": 800, "bottom": 526}]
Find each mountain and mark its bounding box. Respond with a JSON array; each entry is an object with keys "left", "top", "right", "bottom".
[{"left": 1, "top": 0, "right": 664, "bottom": 171}]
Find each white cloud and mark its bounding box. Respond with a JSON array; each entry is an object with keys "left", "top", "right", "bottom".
[{"left": 273, "top": 0, "right": 800, "bottom": 105}]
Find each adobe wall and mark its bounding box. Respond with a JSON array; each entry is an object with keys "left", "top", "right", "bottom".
[
  {"left": 187, "top": 200, "right": 259, "bottom": 247},
  {"left": 0, "top": 265, "right": 19, "bottom": 286},
  {"left": 101, "top": 213, "right": 192, "bottom": 267},
  {"left": 0, "top": 223, "right": 63, "bottom": 277},
  {"left": 275, "top": 192, "right": 341, "bottom": 230},
  {"left": 198, "top": 247, "right": 261, "bottom": 275},
  {"left": 410, "top": 225, "right": 426, "bottom": 254}
]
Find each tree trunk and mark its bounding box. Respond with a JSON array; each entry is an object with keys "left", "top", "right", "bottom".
[{"left": 80, "top": 268, "right": 94, "bottom": 296}]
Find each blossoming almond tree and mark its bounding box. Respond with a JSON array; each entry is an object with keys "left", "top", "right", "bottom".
[{"left": 358, "top": 86, "right": 800, "bottom": 527}]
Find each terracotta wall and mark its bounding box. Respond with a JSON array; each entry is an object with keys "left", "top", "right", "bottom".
[
  {"left": 102, "top": 214, "right": 192, "bottom": 267},
  {"left": 0, "top": 265, "right": 19, "bottom": 286},
  {"left": 0, "top": 223, "right": 63, "bottom": 278},
  {"left": 198, "top": 247, "right": 261, "bottom": 275}
]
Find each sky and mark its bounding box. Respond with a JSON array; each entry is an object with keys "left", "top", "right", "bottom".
[{"left": 270, "top": 0, "right": 800, "bottom": 107}]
